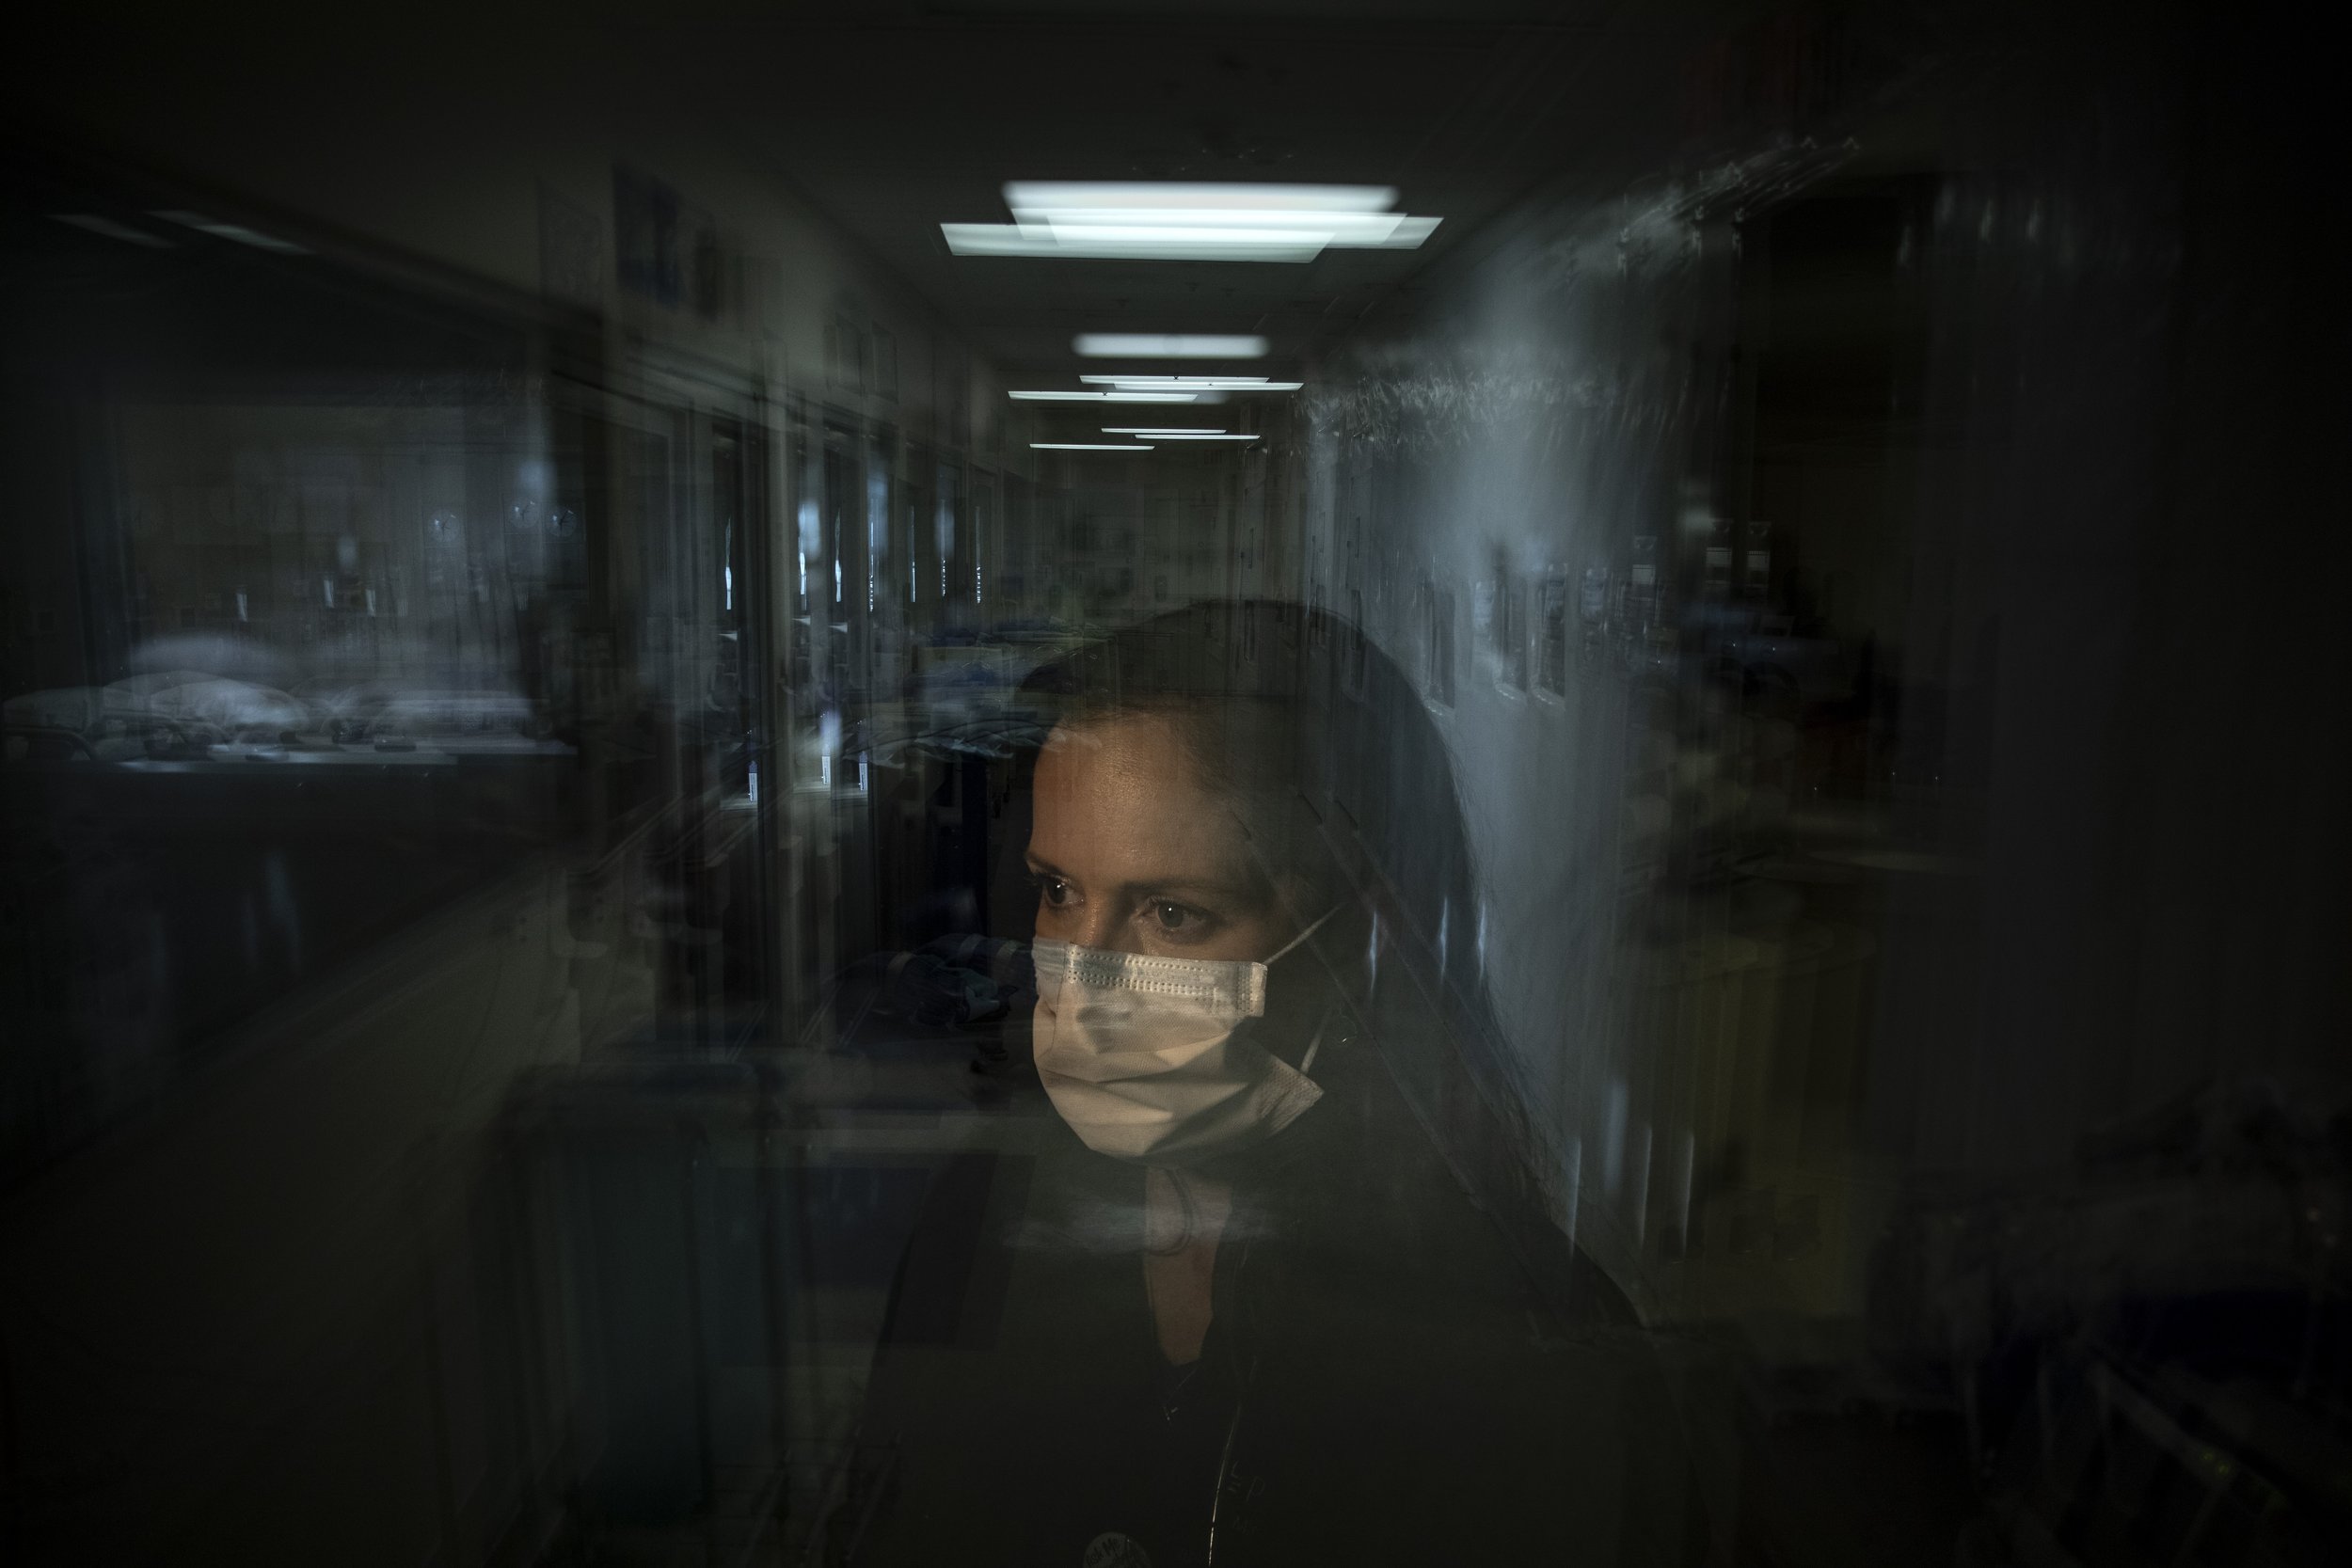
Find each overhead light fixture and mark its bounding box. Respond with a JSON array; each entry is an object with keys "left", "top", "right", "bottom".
[
  {"left": 1103, "top": 429, "right": 1258, "bottom": 441},
  {"left": 1009, "top": 389, "right": 1198, "bottom": 403},
  {"left": 947, "top": 227, "right": 1327, "bottom": 261},
  {"left": 1080, "top": 375, "right": 1303, "bottom": 391},
  {"left": 1102, "top": 427, "right": 1225, "bottom": 435},
  {"left": 945, "top": 183, "right": 1440, "bottom": 261},
  {"left": 1032, "top": 442, "right": 1154, "bottom": 451},
  {"left": 1015, "top": 183, "right": 1397, "bottom": 212},
  {"left": 1075, "top": 334, "right": 1268, "bottom": 358}
]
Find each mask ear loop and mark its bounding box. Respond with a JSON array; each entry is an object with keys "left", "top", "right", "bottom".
[
  {"left": 1264, "top": 906, "right": 1346, "bottom": 1077},
  {"left": 1297, "top": 1013, "right": 1330, "bottom": 1075},
  {"left": 1263, "top": 903, "right": 1343, "bottom": 967}
]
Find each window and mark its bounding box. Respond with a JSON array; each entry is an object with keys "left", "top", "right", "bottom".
[
  {"left": 1347, "top": 588, "right": 1369, "bottom": 696},
  {"left": 823, "top": 314, "right": 855, "bottom": 391},
  {"left": 1495, "top": 572, "right": 1528, "bottom": 691},
  {"left": 1423, "top": 580, "right": 1455, "bottom": 707},
  {"left": 1437, "top": 588, "right": 1456, "bottom": 705},
  {"left": 1538, "top": 575, "right": 1569, "bottom": 696}
]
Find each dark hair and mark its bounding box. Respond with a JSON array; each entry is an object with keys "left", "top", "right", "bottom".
[
  {"left": 1021, "top": 597, "right": 1629, "bottom": 1322},
  {"left": 1020, "top": 603, "right": 1343, "bottom": 917},
  {"left": 1020, "top": 599, "right": 1494, "bottom": 1084}
]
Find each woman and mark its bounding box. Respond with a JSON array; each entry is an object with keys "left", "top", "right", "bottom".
[{"left": 856, "top": 600, "right": 1704, "bottom": 1567}]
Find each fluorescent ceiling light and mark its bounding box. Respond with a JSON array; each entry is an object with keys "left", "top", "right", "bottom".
[
  {"left": 1032, "top": 442, "right": 1154, "bottom": 451},
  {"left": 1103, "top": 428, "right": 1258, "bottom": 441},
  {"left": 1081, "top": 375, "right": 1303, "bottom": 391},
  {"left": 1008, "top": 183, "right": 1398, "bottom": 213},
  {"left": 945, "top": 182, "right": 1439, "bottom": 262},
  {"left": 1076, "top": 334, "right": 1268, "bottom": 358},
  {"left": 1102, "top": 427, "right": 1226, "bottom": 435},
  {"left": 1030, "top": 212, "right": 1427, "bottom": 243},
  {"left": 1008, "top": 389, "right": 1198, "bottom": 403},
  {"left": 946, "top": 226, "right": 1327, "bottom": 261}
]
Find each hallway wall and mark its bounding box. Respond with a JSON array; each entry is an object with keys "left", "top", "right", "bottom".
[
  {"left": 4, "top": 9, "right": 1015, "bottom": 459},
  {"left": 1293, "top": 3, "right": 2352, "bottom": 1323},
  {"left": 1300, "top": 182, "right": 1738, "bottom": 1299}
]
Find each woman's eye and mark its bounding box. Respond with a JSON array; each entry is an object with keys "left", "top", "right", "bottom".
[
  {"left": 1149, "top": 901, "right": 1203, "bottom": 933},
  {"left": 1035, "top": 874, "right": 1073, "bottom": 908}
]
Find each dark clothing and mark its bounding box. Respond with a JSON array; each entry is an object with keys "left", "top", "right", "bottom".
[{"left": 856, "top": 1031, "right": 1707, "bottom": 1566}]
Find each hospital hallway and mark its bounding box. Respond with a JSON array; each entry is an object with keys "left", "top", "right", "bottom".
[{"left": 3, "top": 3, "right": 2347, "bottom": 1564}]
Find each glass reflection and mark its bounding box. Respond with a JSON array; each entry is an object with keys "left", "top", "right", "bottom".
[{"left": 3, "top": 9, "right": 2346, "bottom": 1566}]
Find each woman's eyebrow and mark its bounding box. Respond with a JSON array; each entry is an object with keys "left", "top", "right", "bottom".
[
  {"left": 1115, "top": 874, "right": 1258, "bottom": 903},
  {"left": 1025, "top": 854, "right": 1263, "bottom": 905}
]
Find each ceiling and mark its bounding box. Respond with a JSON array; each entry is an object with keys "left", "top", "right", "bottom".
[{"left": 640, "top": 4, "right": 1687, "bottom": 388}]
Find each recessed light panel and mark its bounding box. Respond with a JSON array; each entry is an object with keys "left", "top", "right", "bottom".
[
  {"left": 1080, "top": 376, "right": 1303, "bottom": 391},
  {"left": 946, "top": 183, "right": 1439, "bottom": 261},
  {"left": 1074, "top": 334, "right": 1269, "bottom": 358},
  {"left": 1008, "top": 390, "right": 1199, "bottom": 403}
]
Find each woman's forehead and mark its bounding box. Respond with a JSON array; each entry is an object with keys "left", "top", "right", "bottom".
[{"left": 1032, "top": 715, "right": 1260, "bottom": 888}]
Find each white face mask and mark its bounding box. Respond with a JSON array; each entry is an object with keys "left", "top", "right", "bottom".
[{"left": 1029, "top": 912, "right": 1334, "bottom": 1167}]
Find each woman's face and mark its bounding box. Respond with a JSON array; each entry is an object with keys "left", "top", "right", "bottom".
[{"left": 1027, "top": 712, "right": 1300, "bottom": 962}]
